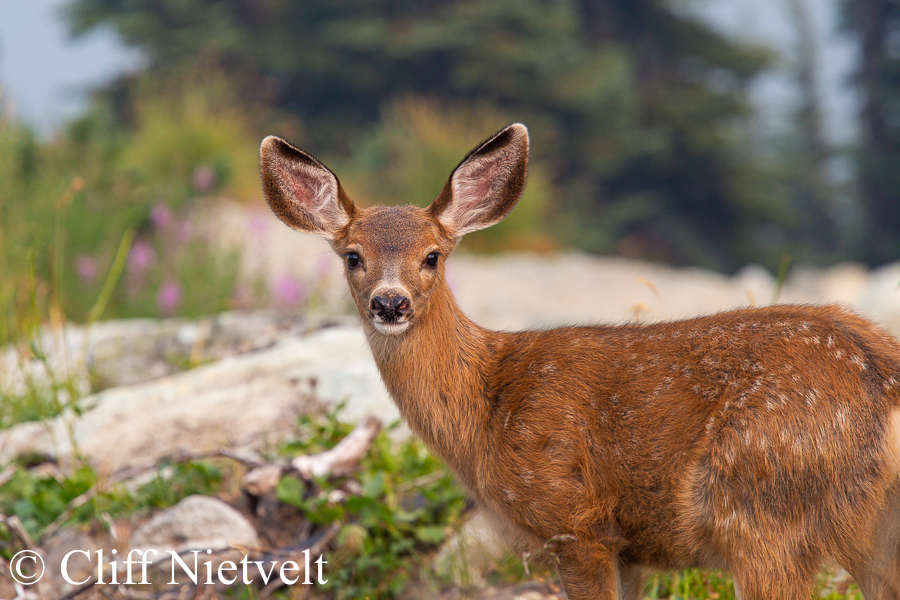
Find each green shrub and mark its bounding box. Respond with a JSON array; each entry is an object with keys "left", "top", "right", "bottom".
[
  {"left": 0, "top": 458, "right": 223, "bottom": 548},
  {"left": 0, "top": 71, "right": 267, "bottom": 339},
  {"left": 277, "top": 412, "right": 467, "bottom": 600}
]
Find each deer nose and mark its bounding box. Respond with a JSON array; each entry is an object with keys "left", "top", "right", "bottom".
[{"left": 370, "top": 295, "right": 410, "bottom": 321}]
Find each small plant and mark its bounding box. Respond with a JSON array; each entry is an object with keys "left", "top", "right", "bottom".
[
  {"left": 0, "top": 463, "right": 97, "bottom": 542},
  {"left": 276, "top": 411, "right": 467, "bottom": 600},
  {"left": 0, "top": 457, "right": 224, "bottom": 553},
  {"left": 645, "top": 570, "right": 735, "bottom": 600}
]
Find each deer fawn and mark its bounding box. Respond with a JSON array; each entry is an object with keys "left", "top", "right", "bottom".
[{"left": 260, "top": 123, "right": 900, "bottom": 599}]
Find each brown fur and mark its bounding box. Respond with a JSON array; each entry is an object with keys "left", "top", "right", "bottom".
[{"left": 260, "top": 124, "right": 900, "bottom": 599}]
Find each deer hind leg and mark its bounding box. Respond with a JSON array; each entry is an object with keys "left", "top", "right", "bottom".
[
  {"left": 729, "top": 561, "right": 817, "bottom": 600},
  {"left": 846, "top": 409, "right": 900, "bottom": 599},
  {"left": 845, "top": 482, "right": 900, "bottom": 600},
  {"left": 727, "top": 540, "right": 819, "bottom": 600}
]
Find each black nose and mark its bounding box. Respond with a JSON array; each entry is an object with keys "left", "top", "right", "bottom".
[{"left": 370, "top": 295, "right": 410, "bottom": 321}]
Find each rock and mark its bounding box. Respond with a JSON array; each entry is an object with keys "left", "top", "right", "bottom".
[
  {"left": 0, "top": 310, "right": 333, "bottom": 400},
  {"left": 446, "top": 253, "right": 827, "bottom": 331},
  {"left": 858, "top": 261, "right": 900, "bottom": 337},
  {"left": 130, "top": 495, "right": 259, "bottom": 556},
  {"left": 733, "top": 263, "right": 778, "bottom": 305},
  {"left": 242, "top": 463, "right": 285, "bottom": 497},
  {"left": 0, "top": 325, "right": 400, "bottom": 472},
  {"left": 127, "top": 495, "right": 260, "bottom": 587},
  {"left": 43, "top": 528, "right": 99, "bottom": 596},
  {"left": 807, "top": 262, "right": 871, "bottom": 307}
]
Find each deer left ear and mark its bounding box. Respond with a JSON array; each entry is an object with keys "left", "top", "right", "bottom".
[{"left": 428, "top": 123, "right": 529, "bottom": 238}]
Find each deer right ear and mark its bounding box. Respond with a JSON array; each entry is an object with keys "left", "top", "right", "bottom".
[{"left": 259, "top": 136, "right": 356, "bottom": 239}]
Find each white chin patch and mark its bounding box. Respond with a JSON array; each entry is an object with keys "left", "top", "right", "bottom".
[{"left": 373, "top": 320, "right": 410, "bottom": 335}]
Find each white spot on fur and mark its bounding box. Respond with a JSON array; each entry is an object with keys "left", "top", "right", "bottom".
[
  {"left": 835, "top": 407, "right": 849, "bottom": 430},
  {"left": 804, "top": 389, "right": 820, "bottom": 406},
  {"left": 520, "top": 469, "right": 534, "bottom": 486}
]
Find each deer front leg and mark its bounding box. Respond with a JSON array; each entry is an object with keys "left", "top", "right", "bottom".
[
  {"left": 618, "top": 563, "right": 648, "bottom": 600},
  {"left": 553, "top": 535, "right": 624, "bottom": 600}
]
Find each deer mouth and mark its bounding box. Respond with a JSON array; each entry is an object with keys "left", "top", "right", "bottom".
[{"left": 372, "top": 319, "right": 411, "bottom": 335}]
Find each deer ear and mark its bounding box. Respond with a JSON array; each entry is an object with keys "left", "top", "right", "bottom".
[
  {"left": 429, "top": 123, "right": 529, "bottom": 238},
  {"left": 260, "top": 136, "right": 357, "bottom": 239}
]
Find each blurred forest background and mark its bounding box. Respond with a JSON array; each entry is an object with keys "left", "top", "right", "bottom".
[{"left": 2, "top": 0, "right": 900, "bottom": 342}]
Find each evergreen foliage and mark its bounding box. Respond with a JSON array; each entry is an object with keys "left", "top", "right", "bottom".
[
  {"left": 64, "top": 0, "right": 874, "bottom": 271},
  {"left": 842, "top": 0, "right": 900, "bottom": 264}
]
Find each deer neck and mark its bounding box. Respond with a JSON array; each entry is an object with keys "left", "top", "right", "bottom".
[{"left": 361, "top": 282, "right": 493, "bottom": 467}]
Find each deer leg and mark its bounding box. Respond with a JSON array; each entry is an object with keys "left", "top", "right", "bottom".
[
  {"left": 553, "top": 538, "right": 623, "bottom": 600},
  {"left": 846, "top": 483, "right": 900, "bottom": 599},
  {"left": 617, "top": 563, "right": 647, "bottom": 600},
  {"left": 730, "top": 559, "right": 816, "bottom": 600}
]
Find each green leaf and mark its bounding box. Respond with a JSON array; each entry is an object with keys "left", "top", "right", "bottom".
[
  {"left": 362, "top": 470, "right": 385, "bottom": 498},
  {"left": 413, "top": 525, "right": 446, "bottom": 544},
  {"left": 275, "top": 476, "right": 307, "bottom": 508}
]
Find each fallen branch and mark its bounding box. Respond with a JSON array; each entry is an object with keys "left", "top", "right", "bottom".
[
  {"left": 241, "top": 416, "right": 382, "bottom": 496},
  {"left": 291, "top": 416, "right": 382, "bottom": 479}
]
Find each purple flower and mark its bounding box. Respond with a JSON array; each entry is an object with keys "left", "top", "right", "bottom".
[
  {"left": 272, "top": 275, "right": 305, "bottom": 307},
  {"left": 75, "top": 255, "right": 99, "bottom": 284},
  {"left": 192, "top": 165, "right": 218, "bottom": 195},
  {"left": 128, "top": 241, "right": 156, "bottom": 275},
  {"left": 176, "top": 220, "right": 193, "bottom": 244},
  {"left": 156, "top": 280, "right": 183, "bottom": 315},
  {"left": 150, "top": 204, "right": 173, "bottom": 230}
]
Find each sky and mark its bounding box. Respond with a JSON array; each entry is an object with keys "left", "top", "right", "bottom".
[
  {"left": 0, "top": 0, "right": 858, "bottom": 146},
  {"left": 0, "top": 0, "right": 143, "bottom": 137}
]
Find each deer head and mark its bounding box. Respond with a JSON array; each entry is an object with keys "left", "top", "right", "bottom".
[{"left": 259, "top": 123, "right": 529, "bottom": 335}]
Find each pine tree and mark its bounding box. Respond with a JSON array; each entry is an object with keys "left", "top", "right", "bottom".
[
  {"left": 843, "top": 0, "right": 900, "bottom": 263},
  {"left": 68, "top": 0, "right": 780, "bottom": 270}
]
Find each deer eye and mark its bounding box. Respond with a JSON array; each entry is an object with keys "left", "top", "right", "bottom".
[
  {"left": 424, "top": 252, "right": 439, "bottom": 268},
  {"left": 346, "top": 252, "right": 360, "bottom": 269}
]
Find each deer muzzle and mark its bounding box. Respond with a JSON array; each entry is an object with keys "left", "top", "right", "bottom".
[{"left": 369, "top": 294, "right": 411, "bottom": 334}]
